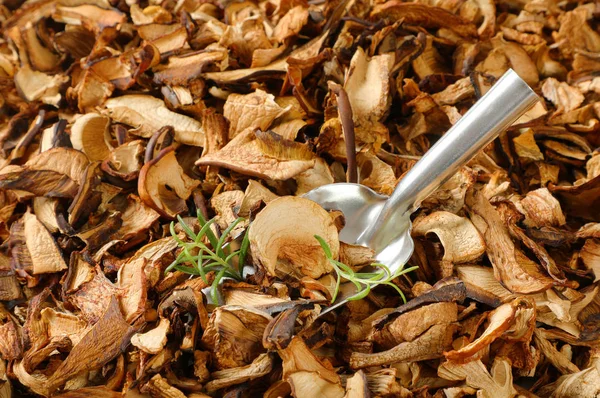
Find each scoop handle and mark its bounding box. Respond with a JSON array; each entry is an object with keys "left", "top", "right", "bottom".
[{"left": 364, "top": 69, "right": 539, "bottom": 249}]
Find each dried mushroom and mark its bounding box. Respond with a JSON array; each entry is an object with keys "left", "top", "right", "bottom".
[
  {"left": 0, "top": 0, "right": 598, "bottom": 396},
  {"left": 249, "top": 196, "right": 339, "bottom": 279}
]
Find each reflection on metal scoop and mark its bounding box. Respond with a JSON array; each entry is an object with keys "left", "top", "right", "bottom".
[{"left": 303, "top": 69, "right": 539, "bottom": 313}]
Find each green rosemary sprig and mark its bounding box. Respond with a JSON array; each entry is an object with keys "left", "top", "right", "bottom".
[
  {"left": 314, "top": 235, "right": 418, "bottom": 304},
  {"left": 166, "top": 210, "right": 250, "bottom": 304}
]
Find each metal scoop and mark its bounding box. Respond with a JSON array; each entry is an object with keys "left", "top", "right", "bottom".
[{"left": 303, "top": 69, "right": 539, "bottom": 313}]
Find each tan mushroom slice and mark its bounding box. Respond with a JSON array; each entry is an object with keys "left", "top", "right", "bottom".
[
  {"left": 53, "top": 4, "right": 126, "bottom": 31},
  {"left": 102, "top": 95, "right": 205, "bottom": 146},
  {"left": 370, "top": 2, "right": 477, "bottom": 37},
  {"left": 201, "top": 306, "right": 272, "bottom": 369},
  {"left": 344, "top": 47, "right": 394, "bottom": 148},
  {"left": 580, "top": 239, "right": 600, "bottom": 282},
  {"left": 131, "top": 317, "right": 170, "bottom": 354},
  {"left": 514, "top": 187, "right": 566, "bottom": 228},
  {"left": 280, "top": 337, "right": 344, "bottom": 398},
  {"left": 238, "top": 180, "right": 279, "bottom": 217},
  {"left": 537, "top": 356, "right": 600, "bottom": 397},
  {"left": 116, "top": 257, "right": 148, "bottom": 324},
  {"left": 69, "top": 113, "right": 112, "bottom": 162},
  {"left": 350, "top": 323, "right": 459, "bottom": 369},
  {"left": 14, "top": 65, "right": 68, "bottom": 107},
  {"left": 413, "top": 212, "right": 485, "bottom": 263},
  {"left": 40, "top": 308, "right": 88, "bottom": 347},
  {"left": 344, "top": 370, "right": 369, "bottom": 398},
  {"left": 512, "top": 128, "right": 544, "bottom": 164},
  {"left": 356, "top": 152, "right": 397, "bottom": 196},
  {"left": 541, "top": 78, "right": 585, "bottom": 113},
  {"left": 45, "top": 296, "right": 137, "bottom": 395},
  {"left": 196, "top": 129, "right": 315, "bottom": 180},
  {"left": 456, "top": 265, "right": 515, "bottom": 307},
  {"left": 372, "top": 302, "right": 459, "bottom": 350},
  {"left": 138, "top": 147, "right": 200, "bottom": 218},
  {"left": 223, "top": 89, "right": 291, "bottom": 139},
  {"left": 249, "top": 196, "right": 339, "bottom": 279},
  {"left": 0, "top": 303, "right": 22, "bottom": 361},
  {"left": 101, "top": 140, "right": 144, "bottom": 181},
  {"left": 438, "top": 358, "right": 517, "bottom": 398},
  {"left": 0, "top": 253, "right": 21, "bottom": 301},
  {"left": 153, "top": 49, "right": 227, "bottom": 85},
  {"left": 23, "top": 211, "right": 67, "bottom": 275},
  {"left": 467, "top": 190, "right": 554, "bottom": 294},
  {"left": 444, "top": 297, "right": 534, "bottom": 363},
  {"left": 205, "top": 353, "right": 273, "bottom": 393},
  {"left": 294, "top": 158, "right": 335, "bottom": 196}
]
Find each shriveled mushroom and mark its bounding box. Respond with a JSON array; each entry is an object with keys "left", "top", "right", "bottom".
[
  {"left": 413, "top": 211, "right": 485, "bottom": 263},
  {"left": 69, "top": 113, "right": 112, "bottom": 162},
  {"left": 249, "top": 196, "right": 339, "bottom": 279},
  {"left": 138, "top": 147, "right": 199, "bottom": 218},
  {"left": 131, "top": 317, "right": 170, "bottom": 354},
  {"left": 438, "top": 358, "right": 517, "bottom": 398}
]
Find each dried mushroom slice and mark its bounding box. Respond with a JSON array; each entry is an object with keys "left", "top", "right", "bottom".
[
  {"left": 102, "top": 95, "right": 204, "bottom": 146},
  {"left": 438, "top": 358, "right": 517, "bottom": 398},
  {"left": 249, "top": 196, "right": 339, "bottom": 279},
  {"left": 280, "top": 337, "right": 344, "bottom": 398},
  {"left": 413, "top": 211, "right": 485, "bottom": 263},
  {"left": 196, "top": 129, "right": 315, "bottom": 180},
  {"left": 223, "top": 89, "right": 290, "bottom": 139},
  {"left": 138, "top": 147, "right": 199, "bottom": 219},
  {"left": 131, "top": 317, "right": 170, "bottom": 354},
  {"left": 204, "top": 353, "right": 273, "bottom": 393},
  {"left": 101, "top": 140, "right": 144, "bottom": 181},
  {"left": 468, "top": 190, "right": 554, "bottom": 294},
  {"left": 70, "top": 113, "right": 112, "bottom": 162},
  {"left": 201, "top": 306, "right": 272, "bottom": 370},
  {"left": 23, "top": 210, "right": 67, "bottom": 275}
]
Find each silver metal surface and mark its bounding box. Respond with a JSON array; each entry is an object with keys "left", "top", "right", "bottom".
[{"left": 303, "top": 69, "right": 539, "bottom": 313}]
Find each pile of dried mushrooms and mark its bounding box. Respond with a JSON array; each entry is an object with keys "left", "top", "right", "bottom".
[{"left": 1, "top": 0, "right": 600, "bottom": 396}]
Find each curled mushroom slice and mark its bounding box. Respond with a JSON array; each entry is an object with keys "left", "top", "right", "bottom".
[
  {"left": 350, "top": 323, "right": 459, "bottom": 369},
  {"left": 101, "top": 140, "right": 144, "bottom": 181},
  {"left": 205, "top": 353, "right": 273, "bottom": 393},
  {"left": 138, "top": 147, "right": 200, "bottom": 218},
  {"left": 438, "top": 358, "right": 517, "bottom": 398},
  {"left": 280, "top": 337, "right": 344, "bottom": 397},
  {"left": 196, "top": 129, "right": 315, "bottom": 181},
  {"left": 131, "top": 317, "right": 170, "bottom": 354},
  {"left": 70, "top": 113, "right": 112, "bottom": 162},
  {"left": 102, "top": 95, "right": 204, "bottom": 146},
  {"left": 201, "top": 306, "right": 272, "bottom": 370},
  {"left": 514, "top": 187, "right": 566, "bottom": 228},
  {"left": 413, "top": 211, "right": 485, "bottom": 263},
  {"left": 23, "top": 211, "right": 67, "bottom": 275},
  {"left": 223, "top": 89, "right": 290, "bottom": 139},
  {"left": 249, "top": 196, "right": 339, "bottom": 279},
  {"left": 444, "top": 297, "right": 533, "bottom": 363}
]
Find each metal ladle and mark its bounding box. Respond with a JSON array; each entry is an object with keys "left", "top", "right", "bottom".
[{"left": 303, "top": 69, "right": 539, "bottom": 313}]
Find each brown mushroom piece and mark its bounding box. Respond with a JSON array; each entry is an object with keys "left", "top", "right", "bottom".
[
  {"left": 70, "top": 113, "right": 112, "bottom": 162},
  {"left": 438, "top": 358, "right": 517, "bottom": 398},
  {"left": 413, "top": 211, "right": 485, "bottom": 263},
  {"left": 249, "top": 196, "right": 339, "bottom": 279},
  {"left": 102, "top": 95, "right": 205, "bottom": 146},
  {"left": 201, "top": 305, "right": 272, "bottom": 370},
  {"left": 138, "top": 147, "right": 199, "bottom": 218},
  {"left": 204, "top": 353, "right": 273, "bottom": 393}
]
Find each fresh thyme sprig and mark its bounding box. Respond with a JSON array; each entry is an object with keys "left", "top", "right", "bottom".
[
  {"left": 314, "top": 235, "right": 418, "bottom": 304},
  {"left": 166, "top": 210, "right": 250, "bottom": 304}
]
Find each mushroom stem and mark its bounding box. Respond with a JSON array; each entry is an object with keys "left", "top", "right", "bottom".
[
  {"left": 328, "top": 81, "right": 358, "bottom": 184},
  {"left": 13, "top": 109, "right": 45, "bottom": 161}
]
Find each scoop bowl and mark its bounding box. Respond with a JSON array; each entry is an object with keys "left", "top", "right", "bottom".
[{"left": 303, "top": 69, "right": 539, "bottom": 313}]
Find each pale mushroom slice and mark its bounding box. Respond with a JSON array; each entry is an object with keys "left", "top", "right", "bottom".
[
  {"left": 412, "top": 211, "right": 486, "bottom": 263},
  {"left": 131, "top": 317, "right": 170, "bottom": 354},
  {"left": 138, "top": 147, "right": 200, "bottom": 218},
  {"left": 22, "top": 211, "right": 67, "bottom": 275},
  {"left": 101, "top": 140, "right": 145, "bottom": 181},
  {"left": 201, "top": 305, "right": 272, "bottom": 370},
  {"left": 249, "top": 196, "right": 339, "bottom": 280},
  {"left": 344, "top": 370, "right": 369, "bottom": 398},
  {"left": 102, "top": 95, "right": 205, "bottom": 146},
  {"left": 280, "top": 337, "right": 344, "bottom": 398},
  {"left": 204, "top": 353, "right": 273, "bottom": 393},
  {"left": 438, "top": 358, "right": 517, "bottom": 398},
  {"left": 70, "top": 113, "right": 112, "bottom": 162}
]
